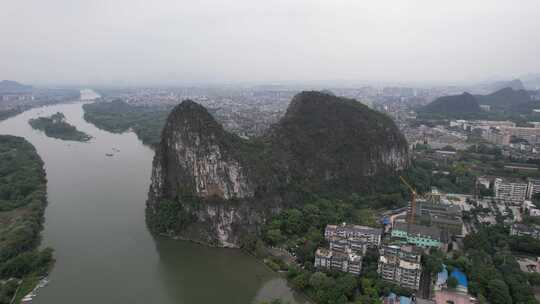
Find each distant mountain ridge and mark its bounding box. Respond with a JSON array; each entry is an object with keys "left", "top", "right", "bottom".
[
  {"left": 0, "top": 80, "right": 33, "bottom": 94},
  {"left": 476, "top": 87, "right": 532, "bottom": 108},
  {"left": 484, "top": 79, "right": 525, "bottom": 92},
  {"left": 420, "top": 92, "right": 481, "bottom": 116},
  {"left": 420, "top": 87, "right": 538, "bottom": 118}
]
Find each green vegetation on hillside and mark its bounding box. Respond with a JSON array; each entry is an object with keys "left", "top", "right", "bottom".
[
  {"left": 0, "top": 135, "right": 54, "bottom": 304},
  {"left": 83, "top": 100, "right": 170, "bottom": 147},
  {"left": 29, "top": 112, "right": 91, "bottom": 142},
  {"left": 267, "top": 91, "right": 408, "bottom": 196}
]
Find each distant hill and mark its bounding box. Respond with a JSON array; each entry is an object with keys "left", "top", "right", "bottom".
[
  {"left": 0, "top": 80, "right": 32, "bottom": 94},
  {"left": 482, "top": 79, "right": 525, "bottom": 92},
  {"left": 420, "top": 87, "right": 538, "bottom": 118},
  {"left": 420, "top": 92, "right": 481, "bottom": 116},
  {"left": 476, "top": 87, "right": 532, "bottom": 109}
]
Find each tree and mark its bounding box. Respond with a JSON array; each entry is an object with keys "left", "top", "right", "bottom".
[
  {"left": 265, "top": 229, "right": 284, "bottom": 245},
  {"left": 528, "top": 272, "right": 540, "bottom": 286},
  {"left": 291, "top": 272, "right": 310, "bottom": 290},
  {"left": 284, "top": 209, "right": 304, "bottom": 235},
  {"left": 487, "top": 279, "right": 512, "bottom": 304},
  {"left": 447, "top": 276, "right": 458, "bottom": 289},
  {"left": 336, "top": 274, "right": 358, "bottom": 299},
  {"left": 309, "top": 272, "right": 331, "bottom": 290},
  {"left": 422, "top": 250, "right": 444, "bottom": 275}
]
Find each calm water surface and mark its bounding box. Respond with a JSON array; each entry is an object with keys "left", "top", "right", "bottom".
[{"left": 0, "top": 98, "right": 307, "bottom": 304}]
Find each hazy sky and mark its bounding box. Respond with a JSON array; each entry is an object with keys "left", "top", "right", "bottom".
[{"left": 1, "top": 0, "right": 539, "bottom": 86}]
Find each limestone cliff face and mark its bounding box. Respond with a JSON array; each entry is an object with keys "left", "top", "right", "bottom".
[
  {"left": 147, "top": 92, "right": 409, "bottom": 247},
  {"left": 147, "top": 101, "right": 259, "bottom": 246},
  {"left": 148, "top": 101, "right": 254, "bottom": 203}
]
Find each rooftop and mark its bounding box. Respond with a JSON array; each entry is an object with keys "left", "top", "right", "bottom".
[
  {"left": 393, "top": 222, "right": 442, "bottom": 241},
  {"left": 399, "top": 260, "right": 421, "bottom": 270},
  {"left": 315, "top": 247, "right": 332, "bottom": 258},
  {"left": 326, "top": 223, "right": 383, "bottom": 235}
]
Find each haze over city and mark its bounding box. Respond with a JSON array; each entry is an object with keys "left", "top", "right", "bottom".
[
  {"left": 2, "top": 0, "right": 540, "bottom": 86},
  {"left": 4, "top": 1, "right": 540, "bottom": 304}
]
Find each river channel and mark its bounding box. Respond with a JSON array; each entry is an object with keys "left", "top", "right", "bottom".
[{"left": 0, "top": 95, "right": 306, "bottom": 304}]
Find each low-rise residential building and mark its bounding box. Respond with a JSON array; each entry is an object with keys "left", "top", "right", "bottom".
[
  {"left": 329, "top": 237, "right": 368, "bottom": 255},
  {"left": 314, "top": 247, "right": 332, "bottom": 269},
  {"left": 391, "top": 222, "right": 445, "bottom": 248},
  {"left": 378, "top": 245, "right": 422, "bottom": 290},
  {"left": 314, "top": 224, "right": 379, "bottom": 275},
  {"left": 510, "top": 223, "right": 540, "bottom": 239},
  {"left": 314, "top": 248, "right": 363, "bottom": 275},
  {"left": 325, "top": 223, "right": 383, "bottom": 246}
]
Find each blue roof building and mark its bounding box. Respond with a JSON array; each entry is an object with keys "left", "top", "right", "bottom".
[{"left": 436, "top": 265, "right": 468, "bottom": 292}]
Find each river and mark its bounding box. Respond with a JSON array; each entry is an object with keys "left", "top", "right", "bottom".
[{"left": 0, "top": 95, "right": 307, "bottom": 304}]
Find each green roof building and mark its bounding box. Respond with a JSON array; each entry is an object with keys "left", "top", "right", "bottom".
[{"left": 391, "top": 222, "right": 445, "bottom": 248}]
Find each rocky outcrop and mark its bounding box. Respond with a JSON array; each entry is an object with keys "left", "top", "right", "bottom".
[
  {"left": 148, "top": 101, "right": 254, "bottom": 203},
  {"left": 146, "top": 91, "right": 409, "bottom": 247}
]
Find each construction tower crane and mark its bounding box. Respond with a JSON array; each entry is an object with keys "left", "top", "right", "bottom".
[{"left": 399, "top": 176, "right": 417, "bottom": 224}]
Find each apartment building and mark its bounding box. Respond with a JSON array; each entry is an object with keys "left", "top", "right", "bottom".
[
  {"left": 324, "top": 223, "right": 383, "bottom": 246},
  {"left": 378, "top": 245, "right": 422, "bottom": 290},
  {"left": 329, "top": 237, "right": 368, "bottom": 255},
  {"left": 314, "top": 248, "right": 363, "bottom": 275},
  {"left": 494, "top": 177, "right": 529, "bottom": 202},
  {"left": 314, "top": 224, "right": 380, "bottom": 275}
]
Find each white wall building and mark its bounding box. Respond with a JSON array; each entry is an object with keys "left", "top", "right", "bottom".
[{"left": 494, "top": 178, "right": 528, "bottom": 202}]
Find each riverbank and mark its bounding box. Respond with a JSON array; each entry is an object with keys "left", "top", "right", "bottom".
[
  {"left": 244, "top": 246, "right": 315, "bottom": 304},
  {"left": 0, "top": 135, "right": 54, "bottom": 304}
]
